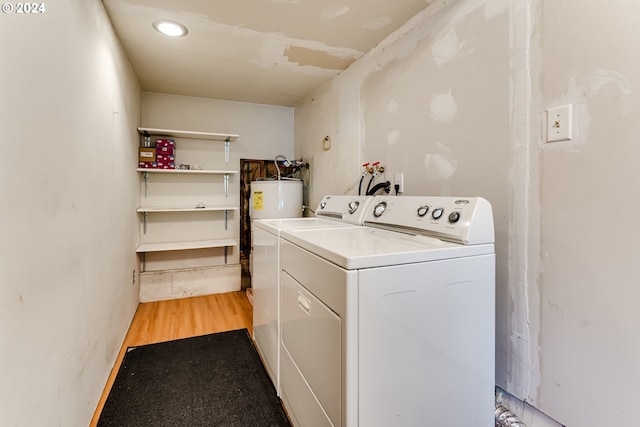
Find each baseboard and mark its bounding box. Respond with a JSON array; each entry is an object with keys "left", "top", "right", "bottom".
[{"left": 139, "top": 264, "right": 241, "bottom": 302}]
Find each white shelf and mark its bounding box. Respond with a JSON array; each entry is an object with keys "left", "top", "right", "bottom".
[
  {"left": 137, "top": 206, "right": 239, "bottom": 213},
  {"left": 137, "top": 127, "right": 238, "bottom": 141},
  {"left": 136, "top": 239, "right": 238, "bottom": 253},
  {"left": 137, "top": 168, "right": 238, "bottom": 174}
]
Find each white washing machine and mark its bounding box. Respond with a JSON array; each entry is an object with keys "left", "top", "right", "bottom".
[
  {"left": 251, "top": 195, "right": 374, "bottom": 396},
  {"left": 278, "top": 196, "right": 495, "bottom": 427}
]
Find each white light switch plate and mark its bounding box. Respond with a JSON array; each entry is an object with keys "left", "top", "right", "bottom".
[{"left": 547, "top": 104, "right": 573, "bottom": 142}]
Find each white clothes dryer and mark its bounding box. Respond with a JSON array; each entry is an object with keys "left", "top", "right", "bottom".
[
  {"left": 278, "top": 196, "right": 495, "bottom": 427},
  {"left": 251, "top": 195, "right": 374, "bottom": 395}
]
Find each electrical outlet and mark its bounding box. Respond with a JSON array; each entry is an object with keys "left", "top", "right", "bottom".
[
  {"left": 394, "top": 172, "right": 404, "bottom": 194},
  {"left": 546, "top": 104, "right": 573, "bottom": 142}
]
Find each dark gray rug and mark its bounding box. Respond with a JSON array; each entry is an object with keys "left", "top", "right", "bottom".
[{"left": 97, "top": 328, "right": 291, "bottom": 427}]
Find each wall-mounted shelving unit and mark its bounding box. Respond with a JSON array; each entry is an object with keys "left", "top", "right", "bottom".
[
  {"left": 136, "top": 239, "right": 237, "bottom": 253},
  {"left": 135, "top": 127, "right": 241, "bottom": 302},
  {"left": 137, "top": 127, "right": 239, "bottom": 141},
  {"left": 137, "top": 168, "right": 239, "bottom": 197}
]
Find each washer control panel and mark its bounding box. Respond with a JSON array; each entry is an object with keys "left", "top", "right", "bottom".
[
  {"left": 364, "top": 196, "right": 494, "bottom": 245},
  {"left": 316, "top": 195, "right": 375, "bottom": 225}
]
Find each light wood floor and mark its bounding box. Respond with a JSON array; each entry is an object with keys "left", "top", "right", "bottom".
[{"left": 89, "top": 291, "right": 253, "bottom": 426}]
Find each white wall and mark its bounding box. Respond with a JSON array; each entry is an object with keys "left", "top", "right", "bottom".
[
  {"left": 142, "top": 92, "right": 294, "bottom": 161},
  {"left": 0, "top": 1, "right": 141, "bottom": 426},
  {"left": 535, "top": 1, "right": 640, "bottom": 425},
  {"left": 295, "top": 0, "right": 640, "bottom": 426}
]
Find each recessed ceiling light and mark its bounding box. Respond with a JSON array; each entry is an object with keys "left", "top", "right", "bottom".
[{"left": 152, "top": 20, "right": 188, "bottom": 37}]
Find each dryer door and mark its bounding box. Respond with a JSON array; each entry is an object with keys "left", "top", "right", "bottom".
[{"left": 280, "top": 271, "right": 341, "bottom": 427}]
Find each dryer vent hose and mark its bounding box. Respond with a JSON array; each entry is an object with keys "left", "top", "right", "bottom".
[{"left": 495, "top": 405, "right": 526, "bottom": 427}]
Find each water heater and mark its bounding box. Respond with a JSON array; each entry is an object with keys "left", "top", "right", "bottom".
[{"left": 250, "top": 179, "right": 303, "bottom": 220}]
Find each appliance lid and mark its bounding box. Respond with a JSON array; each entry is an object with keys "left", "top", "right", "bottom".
[
  {"left": 280, "top": 226, "right": 494, "bottom": 270},
  {"left": 252, "top": 217, "right": 360, "bottom": 235}
]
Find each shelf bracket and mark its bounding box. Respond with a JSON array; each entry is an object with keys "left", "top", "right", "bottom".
[
  {"left": 142, "top": 212, "right": 148, "bottom": 234},
  {"left": 224, "top": 174, "right": 229, "bottom": 197},
  {"left": 224, "top": 137, "right": 230, "bottom": 163},
  {"left": 143, "top": 172, "right": 149, "bottom": 197},
  {"left": 141, "top": 252, "right": 146, "bottom": 272},
  {"left": 224, "top": 246, "right": 228, "bottom": 264},
  {"left": 224, "top": 209, "right": 229, "bottom": 230}
]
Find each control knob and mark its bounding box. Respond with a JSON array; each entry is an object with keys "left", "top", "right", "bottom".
[{"left": 373, "top": 201, "right": 387, "bottom": 217}]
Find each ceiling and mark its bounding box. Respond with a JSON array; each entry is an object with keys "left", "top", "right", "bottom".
[{"left": 102, "top": 0, "right": 435, "bottom": 106}]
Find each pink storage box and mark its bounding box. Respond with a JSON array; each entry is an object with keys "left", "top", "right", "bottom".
[
  {"left": 156, "top": 154, "right": 175, "bottom": 162},
  {"left": 156, "top": 146, "right": 175, "bottom": 155},
  {"left": 156, "top": 160, "right": 176, "bottom": 169},
  {"left": 156, "top": 138, "right": 175, "bottom": 148}
]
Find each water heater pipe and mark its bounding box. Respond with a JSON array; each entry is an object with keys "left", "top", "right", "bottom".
[{"left": 273, "top": 154, "right": 286, "bottom": 180}]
